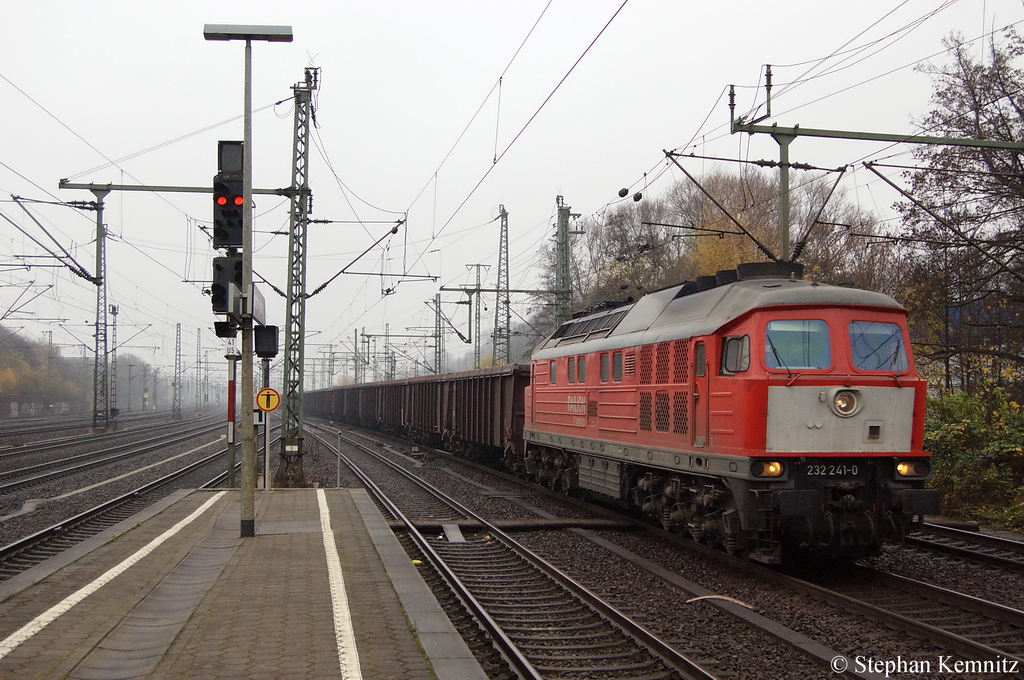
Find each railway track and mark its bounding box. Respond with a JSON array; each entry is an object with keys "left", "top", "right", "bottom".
[
  {"left": 314, "top": 422, "right": 1024, "bottom": 678},
  {"left": 0, "top": 412, "right": 218, "bottom": 466},
  {"left": 906, "top": 523, "right": 1024, "bottom": 573},
  {"left": 317, "top": 427, "right": 716, "bottom": 680},
  {"left": 0, "top": 447, "right": 234, "bottom": 581},
  {"left": 0, "top": 410, "right": 171, "bottom": 443},
  {"left": 0, "top": 420, "right": 224, "bottom": 493},
  {"left": 763, "top": 562, "right": 1024, "bottom": 671}
]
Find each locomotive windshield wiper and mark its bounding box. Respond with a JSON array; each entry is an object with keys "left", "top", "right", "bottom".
[
  {"left": 766, "top": 335, "right": 793, "bottom": 378},
  {"left": 851, "top": 325, "right": 905, "bottom": 371}
]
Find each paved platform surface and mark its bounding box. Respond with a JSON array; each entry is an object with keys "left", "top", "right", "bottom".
[{"left": 0, "top": 488, "right": 487, "bottom": 679}]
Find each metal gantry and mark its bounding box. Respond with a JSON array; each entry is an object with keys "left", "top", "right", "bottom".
[
  {"left": 173, "top": 323, "right": 182, "bottom": 420},
  {"left": 493, "top": 205, "right": 510, "bottom": 365},
  {"left": 439, "top": 198, "right": 571, "bottom": 367},
  {"left": 278, "top": 66, "right": 320, "bottom": 486},
  {"left": 90, "top": 189, "right": 110, "bottom": 431},
  {"left": 109, "top": 305, "right": 118, "bottom": 429},
  {"left": 466, "top": 264, "right": 489, "bottom": 368},
  {"left": 553, "top": 196, "right": 580, "bottom": 328},
  {"left": 434, "top": 292, "right": 445, "bottom": 373},
  {"left": 195, "top": 328, "right": 202, "bottom": 411},
  {"left": 723, "top": 80, "right": 1024, "bottom": 261}
]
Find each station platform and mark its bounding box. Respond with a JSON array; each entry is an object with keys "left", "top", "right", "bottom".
[{"left": 0, "top": 488, "right": 488, "bottom": 679}]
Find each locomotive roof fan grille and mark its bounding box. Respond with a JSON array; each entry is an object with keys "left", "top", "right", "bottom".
[{"left": 672, "top": 262, "right": 804, "bottom": 300}]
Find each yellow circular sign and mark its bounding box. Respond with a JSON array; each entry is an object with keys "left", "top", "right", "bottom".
[{"left": 256, "top": 387, "right": 281, "bottom": 412}]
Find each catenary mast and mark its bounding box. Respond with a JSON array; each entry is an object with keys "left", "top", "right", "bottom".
[{"left": 278, "top": 66, "right": 319, "bottom": 486}]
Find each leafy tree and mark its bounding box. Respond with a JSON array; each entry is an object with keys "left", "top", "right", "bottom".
[
  {"left": 0, "top": 326, "right": 87, "bottom": 412},
  {"left": 926, "top": 388, "right": 1024, "bottom": 527}
]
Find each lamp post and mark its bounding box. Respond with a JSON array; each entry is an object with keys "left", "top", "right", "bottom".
[{"left": 204, "top": 23, "right": 293, "bottom": 538}]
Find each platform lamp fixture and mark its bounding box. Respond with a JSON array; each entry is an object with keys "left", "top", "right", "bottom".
[{"left": 204, "top": 23, "right": 293, "bottom": 539}]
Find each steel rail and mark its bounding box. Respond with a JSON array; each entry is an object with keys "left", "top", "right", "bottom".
[
  {"left": 0, "top": 413, "right": 218, "bottom": 460},
  {"left": 0, "top": 410, "right": 170, "bottom": 443},
  {"left": 909, "top": 524, "right": 1024, "bottom": 573},
  {"left": 319, "top": 426, "right": 717, "bottom": 680},
  {"left": 324, "top": 432, "right": 541, "bottom": 680},
  {"left": 0, "top": 445, "right": 234, "bottom": 570},
  {"left": 0, "top": 421, "right": 223, "bottom": 491}
]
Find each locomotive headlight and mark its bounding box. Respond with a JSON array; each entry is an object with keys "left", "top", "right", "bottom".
[
  {"left": 830, "top": 388, "right": 861, "bottom": 417},
  {"left": 896, "top": 460, "right": 931, "bottom": 478},
  {"left": 752, "top": 460, "right": 784, "bottom": 477}
]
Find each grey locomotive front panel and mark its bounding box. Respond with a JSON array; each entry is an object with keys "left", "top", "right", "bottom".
[{"left": 765, "top": 385, "right": 914, "bottom": 453}]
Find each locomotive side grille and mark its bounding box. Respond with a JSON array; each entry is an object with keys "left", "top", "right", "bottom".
[
  {"left": 639, "top": 346, "right": 653, "bottom": 384},
  {"left": 656, "top": 343, "right": 670, "bottom": 383},
  {"left": 639, "top": 391, "right": 653, "bottom": 430},
  {"left": 655, "top": 391, "right": 670, "bottom": 432},
  {"left": 625, "top": 353, "right": 635, "bottom": 375},
  {"left": 673, "top": 340, "right": 689, "bottom": 383},
  {"left": 587, "top": 400, "right": 598, "bottom": 417},
  {"left": 673, "top": 391, "right": 688, "bottom": 434}
]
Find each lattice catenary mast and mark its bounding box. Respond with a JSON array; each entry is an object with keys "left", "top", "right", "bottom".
[
  {"left": 278, "top": 66, "right": 320, "bottom": 486},
  {"left": 493, "top": 205, "right": 510, "bottom": 365}
]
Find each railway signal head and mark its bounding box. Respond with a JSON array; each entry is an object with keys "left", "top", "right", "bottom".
[
  {"left": 211, "top": 253, "right": 243, "bottom": 315},
  {"left": 212, "top": 174, "right": 244, "bottom": 248}
]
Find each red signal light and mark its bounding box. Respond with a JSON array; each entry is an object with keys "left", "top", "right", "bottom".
[
  {"left": 216, "top": 195, "right": 228, "bottom": 206},
  {"left": 232, "top": 195, "right": 244, "bottom": 206}
]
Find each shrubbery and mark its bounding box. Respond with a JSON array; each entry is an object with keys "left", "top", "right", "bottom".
[{"left": 926, "top": 389, "right": 1024, "bottom": 529}]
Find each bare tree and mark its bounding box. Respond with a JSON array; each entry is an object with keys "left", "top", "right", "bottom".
[
  {"left": 665, "top": 168, "right": 779, "bottom": 275},
  {"left": 897, "top": 29, "right": 1024, "bottom": 396}
]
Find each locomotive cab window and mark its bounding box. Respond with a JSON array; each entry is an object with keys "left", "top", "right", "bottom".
[
  {"left": 721, "top": 335, "right": 750, "bottom": 374},
  {"left": 568, "top": 357, "right": 576, "bottom": 383},
  {"left": 849, "top": 321, "right": 909, "bottom": 371},
  {"left": 765, "top": 319, "right": 831, "bottom": 370}
]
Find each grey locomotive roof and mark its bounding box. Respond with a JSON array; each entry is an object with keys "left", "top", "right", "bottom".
[{"left": 533, "top": 277, "right": 905, "bottom": 360}]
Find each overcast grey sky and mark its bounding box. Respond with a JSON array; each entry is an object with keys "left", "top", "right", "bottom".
[{"left": 1, "top": 0, "right": 1019, "bottom": 383}]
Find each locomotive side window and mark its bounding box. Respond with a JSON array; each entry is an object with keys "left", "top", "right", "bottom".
[
  {"left": 601, "top": 354, "right": 610, "bottom": 382},
  {"left": 695, "top": 343, "right": 706, "bottom": 377},
  {"left": 549, "top": 360, "right": 557, "bottom": 384},
  {"left": 765, "top": 319, "right": 831, "bottom": 369},
  {"left": 849, "top": 321, "right": 909, "bottom": 371},
  {"left": 568, "top": 357, "right": 576, "bottom": 383},
  {"left": 721, "top": 335, "right": 750, "bottom": 374},
  {"left": 578, "top": 357, "right": 586, "bottom": 382},
  {"left": 613, "top": 352, "right": 623, "bottom": 381}
]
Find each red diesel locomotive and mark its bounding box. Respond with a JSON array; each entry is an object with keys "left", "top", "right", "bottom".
[
  {"left": 518, "top": 262, "right": 940, "bottom": 562},
  {"left": 306, "top": 262, "right": 940, "bottom": 562}
]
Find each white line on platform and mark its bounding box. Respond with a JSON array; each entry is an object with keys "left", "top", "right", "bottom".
[
  {"left": 0, "top": 491, "right": 227, "bottom": 659},
  {"left": 316, "top": 488, "right": 363, "bottom": 680}
]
